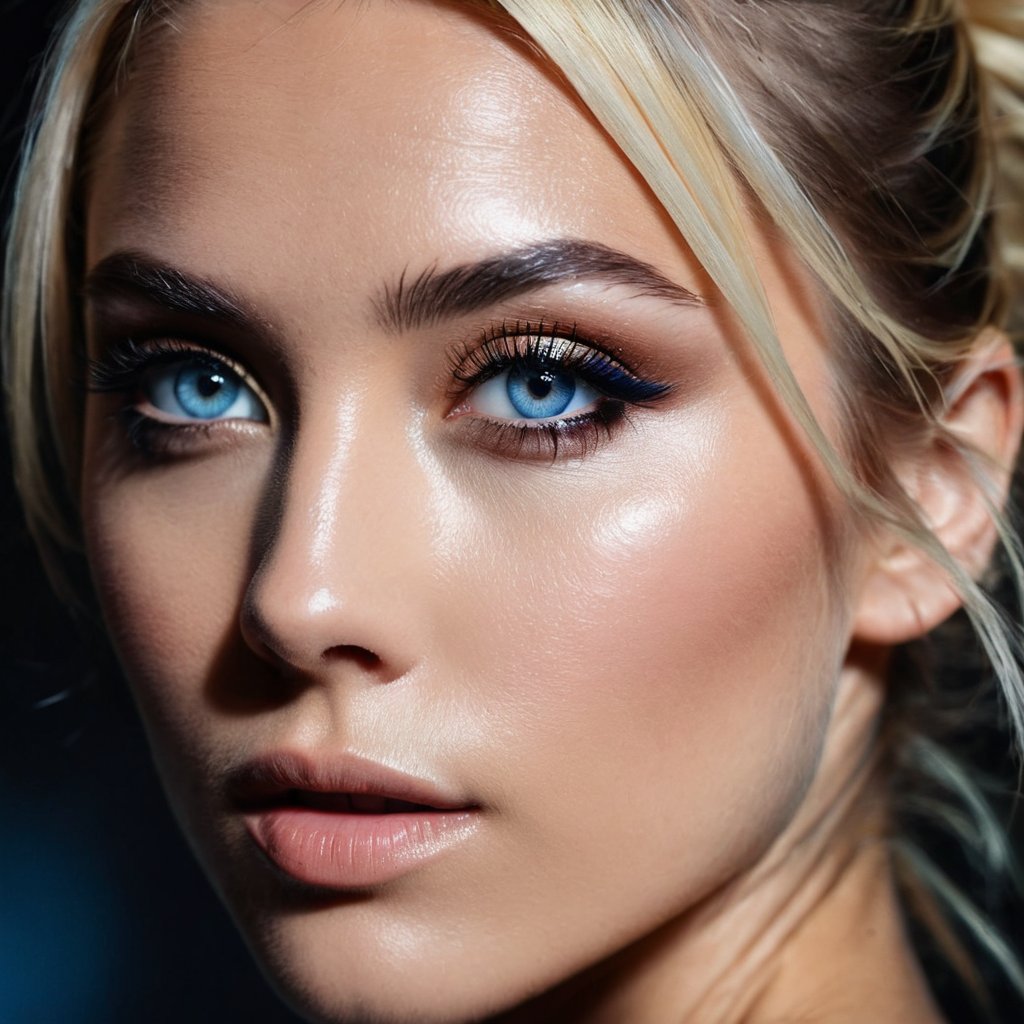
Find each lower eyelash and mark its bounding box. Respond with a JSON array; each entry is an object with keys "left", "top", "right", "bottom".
[
  {"left": 115, "top": 407, "right": 263, "bottom": 460},
  {"left": 460, "top": 402, "right": 630, "bottom": 462},
  {"left": 116, "top": 408, "right": 219, "bottom": 458}
]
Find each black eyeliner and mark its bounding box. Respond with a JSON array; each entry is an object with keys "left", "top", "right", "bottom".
[
  {"left": 86, "top": 337, "right": 231, "bottom": 394},
  {"left": 448, "top": 320, "right": 674, "bottom": 406}
]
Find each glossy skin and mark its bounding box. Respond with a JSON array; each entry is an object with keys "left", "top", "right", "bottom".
[{"left": 80, "top": 2, "right": 946, "bottom": 1022}]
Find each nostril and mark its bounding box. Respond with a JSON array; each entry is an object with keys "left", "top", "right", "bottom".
[{"left": 323, "top": 644, "right": 382, "bottom": 672}]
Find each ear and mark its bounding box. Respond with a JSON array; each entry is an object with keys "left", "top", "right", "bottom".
[{"left": 852, "top": 333, "right": 1024, "bottom": 645}]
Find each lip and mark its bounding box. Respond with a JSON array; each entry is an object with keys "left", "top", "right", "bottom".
[{"left": 231, "top": 750, "right": 481, "bottom": 889}]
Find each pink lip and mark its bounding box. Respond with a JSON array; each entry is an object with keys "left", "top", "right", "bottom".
[{"left": 232, "top": 751, "right": 481, "bottom": 888}]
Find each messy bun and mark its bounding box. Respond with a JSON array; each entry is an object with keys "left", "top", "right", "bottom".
[{"left": 966, "top": 0, "right": 1024, "bottom": 331}]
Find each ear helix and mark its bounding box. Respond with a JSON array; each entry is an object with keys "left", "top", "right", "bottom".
[{"left": 850, "top": 335, "right": 1024, "bottom": 646}]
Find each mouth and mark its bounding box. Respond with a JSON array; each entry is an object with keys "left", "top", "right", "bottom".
[
  {"left": 230, "top": 750, "right": 481, "bottom": 889},
  {"left": 286, "top": 790, "right": 443, "bottom": 814},
  {"left": 230, "top": 749, "right": 472, "bottom": 809}
]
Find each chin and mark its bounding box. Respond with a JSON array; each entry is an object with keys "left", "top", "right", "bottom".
[
  {"left": 211, "top": 880, "right": 548, "bottom": 1024},
  {"left": 243, "top": 929, "right": 539, "bottom": 1024}
]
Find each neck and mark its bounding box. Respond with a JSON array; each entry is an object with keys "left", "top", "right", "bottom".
[{"left": 493, "top": 662, "right": 946, "bottom": 1024}]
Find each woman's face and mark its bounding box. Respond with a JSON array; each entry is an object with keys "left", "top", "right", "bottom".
[{"left": 81, "top": 1, "right": 868, "bottom": 1020}]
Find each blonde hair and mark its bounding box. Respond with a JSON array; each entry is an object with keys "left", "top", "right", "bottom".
[{"left": 4, "top": 0, "right": 1024, "bottom": 1008}]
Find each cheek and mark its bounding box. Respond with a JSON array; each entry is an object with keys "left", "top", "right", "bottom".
[
  {"left": 430, "top": 401, "right": 848, "bottom": 901},
  {"left": 80, "top": 430, "right": 267, "bottom": 754}
]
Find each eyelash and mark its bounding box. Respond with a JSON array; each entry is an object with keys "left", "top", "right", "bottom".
[
  {"left": 86, "top": 325, "right": 673, "bottom": 461},
  {"left": 445, "top": 322, "right": 672, "bottom": 460},
  {"left": 87, "top": 337, "right": 265, "bottom": 456}
]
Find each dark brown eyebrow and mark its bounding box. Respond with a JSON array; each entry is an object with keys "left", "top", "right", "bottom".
[
  {"left": 83, "top": 241, "right": 704, "bottom": 338},
  {"left": 82, "top": 251, "right": 265, "bottom": 332},
  {"left": 374, "top": 239, "right": 705, "bottom": 333}
]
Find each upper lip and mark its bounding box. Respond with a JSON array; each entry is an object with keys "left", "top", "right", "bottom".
[{"left": 228, "top": 749, "right": 474, "bottom": 812}]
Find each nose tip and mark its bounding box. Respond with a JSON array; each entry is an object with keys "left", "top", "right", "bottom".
[
  {"left": 239, "top": 578, "right": 403, "bottom": 684},
  {"left": 237, "top": 405, "right": 429, "bottom": 687}
]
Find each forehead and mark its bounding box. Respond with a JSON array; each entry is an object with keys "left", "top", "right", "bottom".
[{"left": 86, "top": 0, "right": 700, "bottom": 308}]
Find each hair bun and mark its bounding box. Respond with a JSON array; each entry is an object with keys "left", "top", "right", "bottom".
[
  {"left": 964, "top": 1, "right": 1024, "bottom": 92},
  {"left": 964, "top": 0, "right": 1024, "bottom": 322}
]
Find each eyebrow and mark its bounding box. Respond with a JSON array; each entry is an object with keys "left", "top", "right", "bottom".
[
  {"left": 82, "top": 252, "right": 263, "bottom": 332},
  {"left": 374, "top": 239, "right": 705, "bottom": 333},
  {"left": 82, "top": 239, "right": 705, "bottom": 336}
]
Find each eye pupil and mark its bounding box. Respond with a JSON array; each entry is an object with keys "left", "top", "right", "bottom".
[
  {"left": 529, "top": 373, "right": 555, "bottom": 399},
  {"left": 173, "top": 361, "right": 240, "bottom": 419},
  {"left": 197, "top": 371, "right": 225, "bottom": 398}
]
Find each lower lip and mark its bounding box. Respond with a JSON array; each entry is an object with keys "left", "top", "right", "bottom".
[{"left": 245, "top": 807, "right": 480, "bottom": 888}]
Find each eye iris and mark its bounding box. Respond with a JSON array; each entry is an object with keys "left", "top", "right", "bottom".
[
  {"left": 174, "top": 362, "right": 239, "bottom": 419},
  {"left": 506, "top": 364, "right": 575, "bottom": 418}
]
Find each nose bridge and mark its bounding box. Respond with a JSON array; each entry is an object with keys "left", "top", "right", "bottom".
[
  {"left": 306, "top": 404, "right": 362, "bottom": 578},
  {"left": 243, "top": 393, "right": 428, "bottom": 673}
]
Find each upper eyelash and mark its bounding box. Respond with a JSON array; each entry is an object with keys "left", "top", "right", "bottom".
[
  {"left": 447, "top": 321, "right": 672, "bottom": 407},
  {"left": 90, "top": 324, "right": 671, "bottom": 408},
  {"left": 86, "top": 337, "right": 244, "bottom": 394},
  {"left": 85, "top": 325, "right": 671, "bottom": 464}
]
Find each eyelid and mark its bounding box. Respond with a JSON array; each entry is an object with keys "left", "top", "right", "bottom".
[
  {"left": 441, "top": 320, "right": 675, "bottom": 463},
  {"left": 87, "top": 337, "right": 272, "bottom": 414},
  {"left": 446, "top": 320, "right": 673, "bottom": 406}
]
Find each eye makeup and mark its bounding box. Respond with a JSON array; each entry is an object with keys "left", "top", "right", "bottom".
[
  {"left": 87, "top": 337, "right": 271, "bottom": 457},
  {"left": 85, "top": 319, "right": 676, "bottom": 462},
  {"left": 445, "top": 320, "right": 674, "bottom": 462}
]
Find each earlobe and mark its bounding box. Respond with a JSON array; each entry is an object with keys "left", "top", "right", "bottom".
[{"left": 852, "top": 333, "right": 1024, "bottom": 646}]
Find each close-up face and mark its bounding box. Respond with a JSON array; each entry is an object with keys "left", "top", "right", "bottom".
[{"left": 80, "top": 1, "right": 872, "bottom": 1020}]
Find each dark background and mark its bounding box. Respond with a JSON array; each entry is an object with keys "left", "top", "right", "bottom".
[
  {"left": 0, "top": 2, "right": 1021, "bottom": 1022},
  {"left": 0, "top": 1, "right": 301, "bottom": 1020}
]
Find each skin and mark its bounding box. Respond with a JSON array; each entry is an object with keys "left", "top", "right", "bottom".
[{"left": 77, "top": 1, "right": 1008, "bottom": 1021}]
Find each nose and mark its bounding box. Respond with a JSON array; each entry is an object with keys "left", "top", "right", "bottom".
[{"left": 240, "top": 398, "right": 430, "bottom": 684}]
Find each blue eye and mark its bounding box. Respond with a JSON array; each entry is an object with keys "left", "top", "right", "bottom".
[
  {"left": 145, "top": 358, "right": 267, "bottom": 422},
  {"left": 471, "top": 363, "right": 602, "bottom": 421}
]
